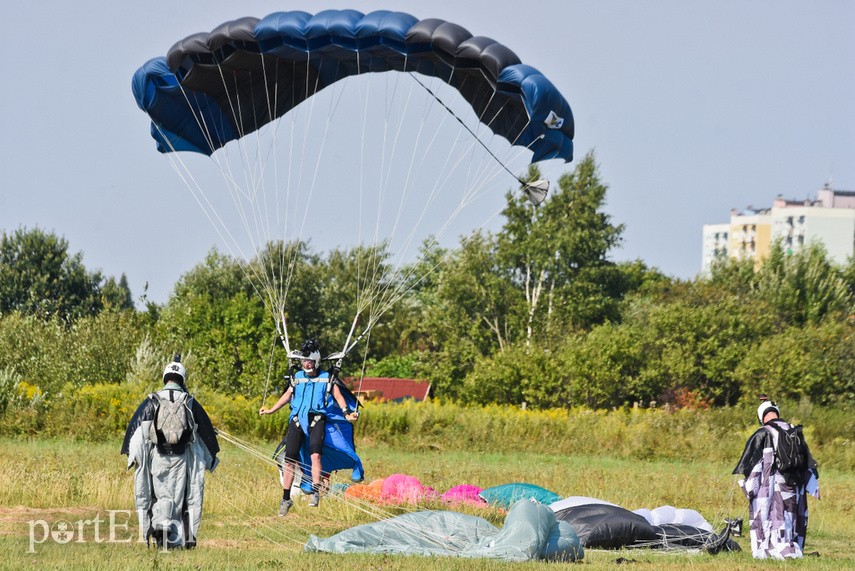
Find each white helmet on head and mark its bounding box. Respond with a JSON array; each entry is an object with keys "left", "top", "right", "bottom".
[
  {"left": 298, "top": 339, "right": 321, "bottom": 370},
  {"left": 756, "top": 400, "right": 779, "bottom": 424},
  {"left": 163, "top": 356, "right": 186, "bottom": 384}
]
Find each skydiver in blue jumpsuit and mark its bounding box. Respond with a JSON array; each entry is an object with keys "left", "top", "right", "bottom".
[{"left": 259, "top": 339, "right": 359, "bottom": 516}]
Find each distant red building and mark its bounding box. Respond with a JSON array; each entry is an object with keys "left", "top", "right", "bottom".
[{"left": 343, "top": 377, "right": 431, "bottom": 402}]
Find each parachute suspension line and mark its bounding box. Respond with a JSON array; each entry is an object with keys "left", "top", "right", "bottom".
[
  {"left": 361, "top": 74, "right": 435, "bottom": 338},
  {"left": 409, "top": 72, "right": 528, "bottom": 188},
  {"left": 203, "top": 68, "right": 284, "bottom": 314},
  {"left": 357, "top": 55, "right": 371, "bottom": 336},
  {"left": 174, "top": 81, "right": 261, "bottom": 265},
  {"left": 153, "top": 126, "right": 282, "bottom": 344},
  {"left": 363, "top": 69, "right": 415, "bottom": 333},
  {"left": 257, "top": 55, "right": 289, "bottom": 324},
  {"left": 224, "top": 73, "right": 274, "bottom": 291},
  {"left": 150, "top": 113, "right": 259, "bottom": 276},
  {"left": 262, "top": 57, "right": 329, "bottom": 332},
  {"left": 351, "top": 102, "right": 548, "bottom": 353},
  {"left": 226, "top": 454, "right": 464, "bottom": 554},
  {"left": 172, "top": 83, "right": 293, "bottom": 345},
  {"left": 205, "top": 443, "right": 309, "bottom": 548},
  {"left": 410, "top": 73, "right": 549, "bottom": 211},
  {"left": 340, "top": 312, "right": 361, "bottom": 363},
  {"left": 273, "top": 63, "right": 301, "bottom": 326},
  {"left": 364, "top": 193, "right": 510, "bottom": 340},
  {"left": 336, "top": 72, "right": 528, "bottom": 355},
  {"left": 261, "top": 331, "right": 278, "bottom": 407},
  {"left": 217, "top": 428, "right": 478, "bottom": 554},
  {"left": 350, "top": 72, "right": 550, "bottom": 339},
  {"left": 353, "top": 72, "right": 437, "bottom": 354},
  {"left": 294, "top": 63, "right": 332, "bottom": 245},
  {"left": 344, "top": 49, "right": 377, "bottom": 349},
  {"left": 152, "top": 115, "right": 272, "bottom": 316},
  {"left": 356, "top": 327, "right": 372, "bottom": 396}
]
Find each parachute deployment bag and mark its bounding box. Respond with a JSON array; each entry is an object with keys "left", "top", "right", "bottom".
[
  {"left": 150, "top": 391, "right": 195, "bottom": 453},
  {"left": 765, "top": 422, "right": 808, "bottom": 485}
]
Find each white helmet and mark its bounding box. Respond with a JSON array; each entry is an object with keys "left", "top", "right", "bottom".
[
  {"left": 163, "top": 360, "right": 187, "bottom": 384},
  {"left": 756, "top": 400, "right": 779, "bottom": 424},
  {"left": 297, "top": 339, "right": 321, "bottom": 370}
]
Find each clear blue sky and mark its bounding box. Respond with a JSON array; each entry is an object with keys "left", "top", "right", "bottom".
[{"left": 2, "top": 1, "right": 853, "bottom": 305}]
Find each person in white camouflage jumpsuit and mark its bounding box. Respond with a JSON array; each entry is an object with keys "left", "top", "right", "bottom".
[{"left": 733, "top": 400, "right": 819, "bottom": 559}]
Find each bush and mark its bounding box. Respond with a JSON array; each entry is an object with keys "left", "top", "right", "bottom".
[
  {"left": 0, "top": 311, "right": 146, "bottom": 396},
  {"left": 0, "top": 367, "right": 21, "bottom": 414},
  {"left": 1, "top": 382, "right": 850, "bottom": 472},
  {"left": 734, "top": 320, "right": 855, "bottom": 405}
]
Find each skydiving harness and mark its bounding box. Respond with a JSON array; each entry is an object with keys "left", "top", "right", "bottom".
[{"left": 289, "top": 370, "right": 332, "bottom": 419}]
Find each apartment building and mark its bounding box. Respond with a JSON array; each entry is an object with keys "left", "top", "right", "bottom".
[{"left": 701, "top": 184, "right": 855, "bottom": 274}]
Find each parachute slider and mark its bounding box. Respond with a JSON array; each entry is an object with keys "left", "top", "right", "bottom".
[{"left": 522, "top": 179, "right": 549, "bottom": 206}]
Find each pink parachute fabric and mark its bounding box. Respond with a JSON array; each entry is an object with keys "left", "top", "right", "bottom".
[
  {"left": 380, "top": 474, "right": 436, "bottom": 504},
  {"left": 441, "top": 485, "right": 487, "bottom": 506}
]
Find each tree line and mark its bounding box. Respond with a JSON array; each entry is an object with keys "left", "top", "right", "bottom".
[{"left": 2, "top": 152, "right": 853, "bottom": 411}]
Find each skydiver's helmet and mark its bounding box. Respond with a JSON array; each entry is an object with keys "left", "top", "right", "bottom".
[
  {"left": 163, "top": 356, "right": 187, "bottom": 385},
  {"left": 298, "top": 339, "right": 321, "bottom": 372},
  {"left": 756, "top": 400, "right": 779, "bottom": 425}
]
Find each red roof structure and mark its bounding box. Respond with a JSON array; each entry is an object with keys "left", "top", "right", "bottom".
[{"left": 344, "top": 377, "right": 431, "bottom": 402}]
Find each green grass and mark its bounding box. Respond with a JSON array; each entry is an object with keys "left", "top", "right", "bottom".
[{"left": 0, "top": 437, "right": 853, "bottom": 570}]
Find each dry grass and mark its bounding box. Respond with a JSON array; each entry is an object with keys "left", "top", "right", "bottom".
[{"left": 0, "top": 437, "right": 852, "bottom": 570}]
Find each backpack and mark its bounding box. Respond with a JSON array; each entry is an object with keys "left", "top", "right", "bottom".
[
  {"left": 765, "top": 422, "right": 808, "bottom": 485},
  {"left": 150, "top": 390, "right": 194, "bottom": 450}
]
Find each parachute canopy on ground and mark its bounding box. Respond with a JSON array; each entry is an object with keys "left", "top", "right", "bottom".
[
  {"left": 551, "top": 499, "right": 741, "bottom": 552},
  {"left": 305, "top": 500, "right": 584, "bottom": 562},
  {"left": 633, "top": 505, "right": 713, "bottom": 532},
  {"left": 380, "top": 474, "right": 435, "bottom": 504},
  {"left": 442, "top": 484, "right": 486, "bottom": 506},
  {"left": 479, "top": 482, "right": 562, "bottom": 508},
  {"left": 553, "top": 503, "right": 659, "bottom": 548},
  {"left": 132, "top": 9, "right": 574, "bottom": 163}
]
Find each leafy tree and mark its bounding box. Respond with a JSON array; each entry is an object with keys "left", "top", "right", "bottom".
[
  {"left": 100, "top": 274, "right": 134, "bottom": 311},
  {"left": 707, "top": 256, "right": 757, "bottom": 295},
  {"left": 842, "top": 255, "right": 855, "bottom": 299},
  {"left": 708, "top": 241, "right": 853, "bottom": 326},
  {"left": 497, "top": 152, "right": 625, "bottom": 344},
  {"left": 756, "top": 241, "right": 853, "bottom": 325},
  {"left": 363, "top": 354, "right": 418, "bottom": 378},
  {"left": 560, "top": 324, "right": 648, "bottom": 408},
  {"left": 734, "top": 320, "right": 855, "bottom": 405},
  {"left": 555, "top": 282, "right": 784, "bottom": 408},
  {"left": 155, "top": 249, "right": 276, "bottom": 395},
  {"left": 0, "top": 227, "right": 116, "bottom": 321},
  {"left": 403, "top": 154, "right": 642, "bottom": 400},
  {"left": 156, "top": 241, "right": 417, "bottom": 395},
  {"left": 0, "top": 311, "right": 145, "bottom": 394}
]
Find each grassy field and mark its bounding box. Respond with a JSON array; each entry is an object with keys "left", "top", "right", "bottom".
[{"left": 0, "top": 436, "right": 853, "bottom": 570}]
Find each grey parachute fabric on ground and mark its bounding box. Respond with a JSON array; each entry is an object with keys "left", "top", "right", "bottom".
[{"left": 304, "top": 500, "right": 584, "bottom": 562}]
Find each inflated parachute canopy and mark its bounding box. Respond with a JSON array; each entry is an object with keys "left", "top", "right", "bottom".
[{"left": 132, "top": 9, "right": 574, "bottom": 163}]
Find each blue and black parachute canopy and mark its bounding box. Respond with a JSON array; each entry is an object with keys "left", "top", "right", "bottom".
[{"left": 132, "top": 9, "right": 574, "bottom": 163}]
